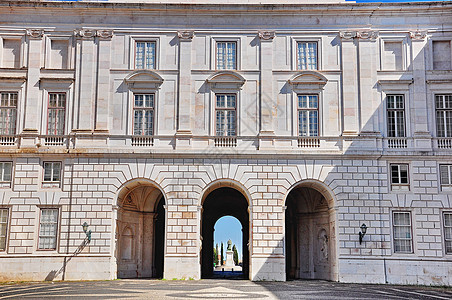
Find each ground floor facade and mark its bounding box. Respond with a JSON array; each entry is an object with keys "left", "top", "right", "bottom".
[{"left": 0, "top": 155, "right": 451, "bottom": 285}]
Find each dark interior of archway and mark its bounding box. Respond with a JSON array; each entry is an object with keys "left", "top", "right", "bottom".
[
  {"left": 154, "top": 196, "right": 165, "bottom": 278},
  {"left": 285, "top": 186, "right": 329, "bottom": 280},
  {"left": 201, "top": 187, "right": 249, "bottom": 279}
]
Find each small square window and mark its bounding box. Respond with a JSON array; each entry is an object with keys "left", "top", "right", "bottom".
[
  {"left": 216, "top": 42, "right": 237, "bottom": 70},
  {"left": 390, "top": 164, "right": 409, "bottom": 191},
  {"left": 440, "top": 165, "right": 452, "bottom": 191},
  {"left": 0, "top": 208, "right": 8, "bottom": 251},
  {"left": 444, "top": 212, "right": 452, "bottom": 254},
  {"left": 135, "top": 41, "right": 156, "bottom": 69},
  {"left": 38, "top": 208, "right": 59, "bottom": 250},
  {"left": 297, "top": 42, "right": 317, "bottom": 70},
  {"left": 43, "top": 162, "right": 61, "bottom": 187},
  {"left": 393, "top": 211, "right": 413, "bottom": 253},
  {"left": 0, "top": 162, "right": 12, "bottom": 188}
]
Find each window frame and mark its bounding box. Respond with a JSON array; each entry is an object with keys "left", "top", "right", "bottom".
[
  {"left": 37, "top": 207, "right": 60, "bottom": 251},
  {"left": 435, "top": 94, "right": 452, "bottom": 138},
  {"left": 129, "top": 36, "right": 159, "bottom": 70},
  {"left": 44, "top": 36, "right": 73, "bottom": 70},
  {"left": 297, "top": 94, "right": 319, "bottom": 137},
  {"left": 292, "top": 37, "right": 322, "bottom": 71},
  {"left": 0, "top": 162, "right": 12, "bottom": 188},
  {"left": 42, "top": 161, "right": 62, "bottom": 188},
  {"left": 429, "top": 38, "right": 452, "bottom": 71},
  {"left": 443, "top": 211, "right": 452, "bottom": 255},
  {"left": 215, "top": 93, "right": 237, "bottom": 137},
  {"left": 0, "top": 207, "right": 9, "bottom": 251},
  {"left": 0, "top": 91, "right": 18, "bottom": 136},
  {"left": 46, "top": 92, "right": 67, "bottom": 136},
  {"left": 132, "top": 93, "right": 155, "bottom": 136},
  {"left": 296, "top": 41, "right": 318, "bottom": 71},
  {"left": 389, "top": 163, "right": 410, "bottom": 191},
  {"left": 392, "top": 211, "right": 414, "bottom": 254},
  {"left": 0, "top": 35, "right": 25, "bottom": 69},
  {"left": 134, "top": 41, "right": 157, "bottom": 70},
  {"left": 211, "top": 37, "right": 241, "bottom": 71},
  {"left": 386, "top": 94, "right": 406, "bottom": 138},
  {"left": 379, "top": 37, "right": 409, "bottom": 71},
  {"left": 439, "top": 164, "right": 452, "bottom": 191}
]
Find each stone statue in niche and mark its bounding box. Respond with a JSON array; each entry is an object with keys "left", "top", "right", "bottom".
[{"left": 319, "top": 229, "right": 328, "bottom": 261}]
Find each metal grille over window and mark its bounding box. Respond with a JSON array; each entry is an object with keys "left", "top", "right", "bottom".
[
  {"left": 444, "top": 213, "right": 452, "bottom": 254},
  {"left": 298, "top": 95, "right": 318, "bottom": 137},
  {"left": 43, "top": 162, "right": 61, "bottom": 183},
  {"left": 216, "top": 94, "right": 236, "bottom": 136},
  {"left": 393, "top": 212, "right": 412, "bottom": 253},
  {"left": 0, "top": 92, "right": 17, "bottom": 135},
  {"left": 297, "top": 42, "right": 317, "bottom": 70},
  {"left": 387, "top": 95, "right": 406, "bottom": 138},
  {"left": 0, "top": 162, "right": 12, "bottom": 183},
  {"left": 216, "top": 42, "right": 236, "bottom": 70},
  {"left": 436, "top": 94, "right": 452, "bottom": 138},
  {"left": 135, "top": 42, "right": 156, "bottom": 69},
  {"left": 38, "top": 209, "right": 58, "bottom": 250},
  {"left": 47, "top": 93, "right": 66, "bottom": 135},
  {"left": 0, "top": 208, "right": 8, "bottom": 251},
  {"left": 133, "top": 94, "right": 154, "bottom": 136}
]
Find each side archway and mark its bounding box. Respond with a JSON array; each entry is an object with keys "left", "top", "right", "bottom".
[
  {"left": 115, "top": 178, "right": 166, "bottom": 278},
  {"left": 284, "top": 179, "right": 338, "bottom": 281}
]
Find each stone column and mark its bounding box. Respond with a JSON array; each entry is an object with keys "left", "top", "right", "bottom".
[
  {"left": 94, "top": 30, "right": 113, "bottom": 133},
  {"left": 22, "top": 29, "right": 44, "bottom": 146},
  {"left": 176, "top": 31, "right": 194, "bottom": 145},
  {"left": 258, "top": 31, "right": 275, "bottom": 137},
  {"left": 410, "top": 30, "right": 432, "bottom": 150},
  {"left": 74, "top": 29, "right": 96, "bottom": 132},
  {"left": 357, "top": 31, "right": 379, "bottom": 134},
  {"left": 340, "top": 31, "right": 359, "bottom": 136}
]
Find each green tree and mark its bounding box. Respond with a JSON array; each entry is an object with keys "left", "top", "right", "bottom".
[
  {"left": 232, "top": 244, "right": 238, "bottom": 265},
  {"left": 220, "top": 242, "right": 224, "bottom": 265},
  {"left": 214, "top": 243, "right": 219, "bottom": 266}
]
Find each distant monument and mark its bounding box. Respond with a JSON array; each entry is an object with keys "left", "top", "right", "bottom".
[{"left": 225, "top": 239, "right": 234, "bottom": 267}]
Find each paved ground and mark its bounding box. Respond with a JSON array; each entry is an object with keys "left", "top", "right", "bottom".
[{"left": 0, "top": 279, "right": 451, "bottom": 299}]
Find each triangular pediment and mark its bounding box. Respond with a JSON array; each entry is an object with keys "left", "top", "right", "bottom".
[{"left": 289, "top": 71, "right": 328, "bottom": 85}]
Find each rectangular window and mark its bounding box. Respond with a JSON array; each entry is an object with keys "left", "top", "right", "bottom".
[
  {"left": 0, "top": 92, "right": 17, "bottom": 135},
  {"left": 444, "top": 212, "right": 452, "bottom": 254},
  {"left": 135, "top": 41, "right": 156, "bottom": 69},
  {"left": 433, "top": 41, "right": 451, "bottom": 71},
  {"left": 298, "top": 95, "right": 319, "bottom": 137},
  {"left": 436, "top": 94, "right": 452, "bottom": 137},
  {"left": 0, "top": 162, "right": 12, "bottom": 184},
  {"left": 2, "top": 39, "right": 20, "bottom": 68},
  {"left": 43, "top": 162, "right": 61, "bottom": 184},
  {"left": 50, "top": 40, "right": 68, "bottom": 69},
  {"left": 297, "top": 42, "right": 317, "bottom": 70},
  {"left": 47, "top": 93, "right": 66, "bottom": 135},
  {"left": 440, "top": 165, "right": 452, "bottom": 191},
  {"left": 387, "top": 95, "right": 406, "bottom": 137},
  {"left": 216, "top": 42, "right": 236, "bottom": 70},
  {"left": 133, "top": 94, "right": 154, "bottom": 136},
  {"left": 383, "top": 41, "right": 403, "bottom": 71},
  {"left": 390, "top": 163, "right": 409, "bottom": 191},
  {"left": 0, "top": 208, "right": 8, "bottom": 251},
  {"left": 38, "top": 208, "right": 58, "bottom": 250},
  {"left": 216, "top": 94, "right": 236, "bottom": 136},
  {"left": 393, "top": 211, "right": 413, "bottom": 253}
]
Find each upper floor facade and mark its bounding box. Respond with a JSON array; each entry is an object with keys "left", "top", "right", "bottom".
[{"left": 0, "top": 0, "right": 451, "bottom": 155}]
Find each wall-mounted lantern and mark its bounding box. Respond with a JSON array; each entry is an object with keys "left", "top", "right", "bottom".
[
  {"left": 359, "top": 223, "right": 367, "bottom": 244},
  {"left": 82, "top": 222, "right": 92, "bottom": 242}
]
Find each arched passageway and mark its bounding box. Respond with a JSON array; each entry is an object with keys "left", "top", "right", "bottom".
[
  {"left": 201, "top": 187, "right": 249, "bottom": 279},
  {"left": 285, "top": 182, "right": 337, "bottom": 281},
  {"left": 116, "top": 181, "right": 166, "bottom": 278}
]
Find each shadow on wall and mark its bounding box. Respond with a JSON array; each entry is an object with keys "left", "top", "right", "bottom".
[{"left": 45, "top": 238, "right": 90, "bottom": 281}]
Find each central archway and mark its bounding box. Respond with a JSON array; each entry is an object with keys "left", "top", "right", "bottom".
[{"left": 201, "top": 186, "right": 249, "bottom": 279}]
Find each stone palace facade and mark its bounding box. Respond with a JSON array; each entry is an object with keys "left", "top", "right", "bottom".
[{"left": 0, "top": 0, "right": 451, "bottom": 285}]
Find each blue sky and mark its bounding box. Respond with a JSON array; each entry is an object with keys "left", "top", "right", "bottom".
[{"left": 214, "top": 216, "right": 242, "bottom": 259}]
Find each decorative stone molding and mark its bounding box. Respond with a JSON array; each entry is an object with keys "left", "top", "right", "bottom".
[
  {"left": 288, "top": 70, "right": 328, "bottom": 92},
  {"left": 74, "top": 29, "right": 96, "bottom": 39},
  {"left": 409, "top": 30, "right": 427, "bottom": 40},
  {"left": 124, "top": 70, "right": 164, "bottom": 90},
  {"left": 356, "top": 30, "right": 378, "bottom": 41},
  {"left": 96, "top": 29, "right": 113, "bottom": 39},
  {"left": 339, "top": 31, "right": 356, "bottom": 40},
  {"left": 26, "top": 29, "right": 44, "bottom": 39},
  {"left": 177, "top": 30, "right": 194, "bottom": 41},
  {"left": 206, "top": 70, "right": 246, "bottom": 90},
  {"left": 258, "top": 30, "right": 275, "bottom": 41}
]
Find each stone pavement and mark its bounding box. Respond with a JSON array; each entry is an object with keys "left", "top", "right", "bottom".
[{"left": 0, "top": 279, "right": 452, "bottom": 299}]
